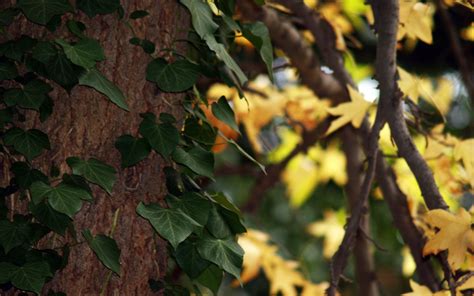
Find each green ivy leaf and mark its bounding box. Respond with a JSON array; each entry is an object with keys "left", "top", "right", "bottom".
[
  {"left": 146, "top": 58, "right": 200, "bottom": 92},
  {"left": 139, "top": 113, "right": 179, "bottom": 157},
  {"left": 29, "top": 202, "right": 71, "bottom": 235},
  {"left": 66, "top": 157, "right": 117, "bottom": 194},
  {"left": 66, "top": 20, "right": 86, "bottom": 37},
  {"left": 136, "top": 202, "right": 198, "bottom": 248},
  {"left": 0, "top": 261, "right": 51, "bottom": 294},
  {"left": 211, "top": 96, "right": 239, "bottom": 134},
  {"left": 77, "top": 0, "right": 121, "bottom": 18},
  {"left": 242, "top": 22, "right": 274, "bottom": 81},
  {"left": 0, "top": 219, "right": 31, "bottom": 253},
  {"left": 3, "top": 128, "right": 50, "bottom": 160},
  {"left": 114, "top": 135, "right": 151, "bottom": 168},
  {"left": 184, "top": 117, "right": 216, "bottom": 146},
  {"left": 17, "top": 0, "right": 73, "bottom": 25},
  {"left": 11, "top": 162, "right": 48, "bottom": 189},
  {"left": 168, "top": 192, "right": 212, "bottom": 226},
  {"left": 172, "top": 147, "right": 214, "bottom": 179},
  {"left": 83, "top": 229, "right": 121, "bottom": 275},
  {"left": 29, "top": 181, "right": 88, "bottom": 218},
  {"left": 61, "top": 174, "right": 93, "bottom": 201},
  {"left": 0, "top": 36, "right": 36, "bottom": 61},
  {"left": 56, "top": 38, "right": 105, "bottom": 69},
  {"left": 211, "top": 192, "right": 242, "bottom": 218},
  {"left": 175, "top": 240, "right": 210, "bottom": 278},
  {"left": 206, "top": 204, "right": 232, "bottom": 239},
  {"left": 129, "top": 10, "right": 149, "bottom": 19},
  {"left": 4, "top": 79, "right": 51, "bottom": 110},
  {"left": 0, "top": 59, "right": 18, "bottom": 80},
  {"left": 196, "top": 235, "right": 244, "bottom": 279},
  {"left": 196, "top": 264, "right": 223, "bottom": 295},
  {"left": 79, "top": 68, "right": 129, "bottom": 111}
]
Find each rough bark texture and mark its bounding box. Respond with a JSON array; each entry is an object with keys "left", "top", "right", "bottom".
[{"left": 2, "top": 0, "right": 189, "bottom": 295}]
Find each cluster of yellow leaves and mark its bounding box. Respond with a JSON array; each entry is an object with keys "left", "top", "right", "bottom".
[
  {"left": 398, "top": 0, "right": 434, "bottom": 44},
  {"left": 422, "top": 208, "right": 474, "bottom": 270},
  {"left": 237, "top": 230, "right": 331, "bottom": 296},
  {"left": 404, "top": 276, "right": 474, "bottom": 295},
  {"left": 307, "top": 210, "right": 346, "bottom": 258}
]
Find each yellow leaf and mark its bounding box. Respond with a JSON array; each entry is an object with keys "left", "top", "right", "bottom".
[
  {"left": 402, "top": 247, "right": 416, "bottom": 277},
  {"left": 454, "top": 139, "right": 474, "bottom": 189},
  {"left": 402, "top": 280, "right": 450, "bottom": 295},
  {"left": 301, "top": 281, "right": 329, "bottom": 296},
  {"left": 282, "top": 154, "right": 320, "bottom": 207},
  {"left": 325, "top": 85, "right": 371, "bottom": 135},
  {"left": 207, "top": 0, "right": 221, "bottom": 15},
  {"left": 423, "top": 208, "right": 474, "bottom": 270},
  {"left": 398, "top": 0, "right": 434, "bottom": 44},
  {"left": 461, "top": 23, "right": 474, "bottom": 41},
  {"left": 397, "top": 67, "right": 428, "bottom": 102},
  {"left": 307, "top": 210, "right": 346, "bottom": 258},
  {"left": 458, "top": 274, "right": 474, "bottom": 291}
]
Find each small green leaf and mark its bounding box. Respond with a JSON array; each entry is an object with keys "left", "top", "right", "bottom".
[
  {"left": 211, "top": 192, "right": 242, "bottom": 218},
  {"left": 66, "top": 157, "right": 117, "bottom": 194},
  {"left": 0, "top": 59, "right": 18, "bottom": 80},
  {"left": 29, "top": 202, "right": 71, "bottom": 235},
  {"left": 4, "top": 79, "right": 51, "bottom": 110},
  {"left": 175, "top": 240, "right": 210, "bottom": 278},
  {"left": 3, "top": 128, "right": 50, "bottom": 160},
  {"left": 79, "top": 68, "right": 129, "bottom": 111},
  {"left": 146, "top": 58, "right": 200, "bottom": 92},
  {"left": 129, "top": 10, "right": 149, "bottom": 19},
  {"left": 11, "top": 162, "right": 48, "bottom": 189},
  {"left": 172, "top": 147, "right": 214, "bottom": 178},
  {"left": 139, "top": 113, "right": 179, "bottom": 157},
  {"left": 196, "top": 264, "right": 223, "bottom": 295},
  {"left": 141, "top": 39, "right": 155, "bottom": 54},
  {"left": 66, "top": 20, "right": 86, "bottom": 37},
  {"left": 136, "top": 202, "right": 197, "bottom": 248},
  {"left": 56, "top": 38, "right": 105, "bottom": 69},
  {"left": 83, "top": 229, "right": 121, "bottom": 275},
  {"left": 17, "top": 0, "right": 73, "bottom": 25},
  {"left": 168, "top": 192, "right": 212, "bottom": 226},
  {"left": 77, "top": 0, "right": 121, "bottom": 18},
  {"left": 114, "top": 135, "right": 151, "bottom": 167},
  {"left": 62, "top": 174, "right": 93, "bottom": 201},
  {"left": 30, "top": 181, "right": 88, "bottom": 217},
  {"left": 242, "top": 22, "right": 273, "bottom": 81},
  {"left": 0, "top": 261, "right": 51, "bottom": 294},
  {"left": 211, "top": 96, "right": 239, "bottom": 133},
  {"left": 196, "top": 235, "right": 244, "bottom": 279},
  {"left": 179, "top": 0, "right": 218, "bottom": 38},
  {"left": 159, "top": 113, "right": 176, "bottom": 124},
  {"left": 0, "top": 219, "right": 31, "bottom": 253}
]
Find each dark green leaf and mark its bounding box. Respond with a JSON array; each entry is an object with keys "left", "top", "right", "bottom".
[
  {"left": 0, "top": 59, "right": 18, "bottom": 80},
  {"left": 114, "top": 135, "right": 151, "bottom": 167},
  {"left": 211, "top": 192, "right": 242, "bottom": 218},
  {"left": 1, "top": 261, "right": 51, "bottom": 294},
  {"left": 184, "top": 118, "right": 216, "bottom": 146},
  {"left": 66, "top": 157, "right": 117, "bottom": 194},
  {"left": 79, "top": 68, "right": 129, "bottom": 111},
  {"left": 159, "top": 113, "right": 176, "bottom": 124},
  {"left": 83, "top": 229, "right": 121, "bottom": 275},
  {"left": 196, "top": 235, "right": 244, "bottom": 279},
  {"left": 211, "top": 96, "right": 239, "bottom": 133},
  {"left": 11, "top": 161, "right": 48, "bottom": 189},
  {"left": 0, "top": 35, "right": 36, "bottom": 61},
  {"left": 129, "top": 10, "right": 149, "bottom": 19},
  {"left": 4, "top": 79, "right": 51, "bottom": 110},
  {"left": 56, "top": 38, "right": 105, "bottom": 69},
  {"left": 168, "top": 192, "right": 212, "bottom": 226},
  {"left": 0, "top": 262, "right": 16, "bottom": 283},
  {"left": 218, "top": 207, "right": 246, "bottom": 235},
  {"left": 0, "top": 8, "right": 20, "bottom": 26},
  {"left": 139, "top": 113, "right": 179, "bottom": 157},
  {"left": 0, "top": 108, "right": 14, "bottom": 127},
  {"left": 0, "top": 219, "right": 31, "bottom": 253},
  {"left": 61, "top": 174, "right": 93, "bottom": 201},
  {"left": 175, "top": 240, "right": 210, "bottom": 278},
  {"left": 39, "top": 95, "right": 53, "bottom": 122},
  {"left": 77, "top": 0, "right": 121, "bottom": 18},
  {"left": 3, "top": 128, "right": 50, "bottom": 160},
  {"left": 136, "top": 202, "right": 197, "bottom": 248},
  {"left": 206, "top": 204, "right": 232, "bottom": 239},
  {"left": 146, "top": 58, "right": 200, "bottom": 92},
  {"left": 196, "top": 264, "right": 223, "bottom": 295},
  {"left": 242, "top": 22, "right": 273, "bottom": 81},
  {"left": 141, "top": 39, "right": 155, "bottom": 54},
  {"left": 29, "top": 202, "right": 71, "bottom": 235},
  {"left": 172, "top": 147, "right": 214, "bottom": 178},
  {"left": 179, "top": 0, "right": 218, "bottom": 38},
  {"left": 129, "top": 37, "right": 140, "bottom": 45},
  {"left": 66, "top": 20, "right": 86, "bottom": 37},
  {"left": 46, "top": 51, "right": 82, "bottom": 88},
  {"left": 17, "top": 0, "right": 73, "bottom": 25},
  {"left": 32, "top": 41, "right": 57, "bottom": 63}
]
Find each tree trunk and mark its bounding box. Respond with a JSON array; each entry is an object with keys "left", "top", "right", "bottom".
[{"left": 2, "top": 0, "right": 189, "bottom": 294}]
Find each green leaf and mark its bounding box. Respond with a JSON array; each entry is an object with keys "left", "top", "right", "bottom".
[
  {"left": 3, "top": 128, "right": 50, "bottom": 160},
  {"left": 242, "top": 22, "right": 273, "bottom": 81},
  {"left": 29, "top": 202, "right": 71, "bottom": 235},
  {"left": 4, "top": 79, "right": 51, "bottom": 110},
  {"left": 172, "top": 147, "right": 214, "bottom": 178},
  {"left": 168, "top": 192, "right": 212, "bottom": 226},
  {"left": 32, "top": 41, "right": 57, "bottom": 63},
  {"left": 211, "top": 192, "right": 242, "bottom": 218},
  {"left": 206, "top": 204, "right": 232, "bottom": 239},
  {"left": 0, "top": 261, "right": 51, "bottom": 294},
  {"left": 211, "top": 96, "right": 239, "bottom": 133},
  {"left": 175, "top": 240, "right": 210, "bottom": 278},
  {"left": 17, "top": 0, "right": 73, "bottom": 25},
  {"left": 11, "top": 162, "right": 48, "bottom": 189},
  {"left": 0, "top": 59, "right": 18, "bottom": 80},
  {"left": 0, "top": 220, "right": 31, "bottom": 253},
  {"left": 196, "top": 235, "right": 244, "bottom": 279},
  {"left": 184, "top": 117, "right": 216, "bottom": 146},
  {"left": 56, "top": 38, "right": 105, "bottom": 69},
  {"left": 66, "top": 20, "right": 86, "bottom": 37},
  {"left": 129, "top": 10, "right": 149, "bottom": 19},
  {"left": 62, "top": 174, "right": 93, "bottom": 201},
  {"left": 0, "top": 8, "right": 20, "bottom": 26},
  {"left": 66, "top": 157, "right": 117, "bottom": 194},
  {"left": 79, "top": 68, "right": 129, "bottom": 111},
  {"left": 29, "top": 181, "right": 88, "bottom": 217},
  {"left": 83, "top": 229, "right": 121, "bottom": 275},
  {"left": 146, "top": 58, "right": 200, "bottom": 92},
  {"left": 136, "top": 202, "right": 197, "bottom": 248},
  {"left": 114, "top": 135, "right": 151, "bottom": 167},
  {"left": 0, "top": 262, "right": 16, "bottom": 283},
  {"left": 77, "top": 0, "right": 121, "bottom": 18},
  {"left": 196, "top": 264, "right": 223, "bottom": 295},
  {"left": 139, "top": 113, "right": 179, "bottom": 157}
]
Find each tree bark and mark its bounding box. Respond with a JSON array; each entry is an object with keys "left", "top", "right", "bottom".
[{"left": 2, "top": 0, "right": 189, "bottom": 294}]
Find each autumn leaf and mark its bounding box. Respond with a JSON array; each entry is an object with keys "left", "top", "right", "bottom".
[
  {"left": 398, "top": 0, "right": 434, "bottom": 44},
  {"left": 422, "top": 208, "right": 474, "bottom": 270},
  {"left": 325, "top": 85, "right": 371, "bottom": 136},
  {"left": 402, "top": 280, "right": 449, "bottom": 295},
  {"left": 307, "top": 210, "right": 346, "bottom": 258},
  {"left": 454, "top": 139, "right": 474, "bottom": 189}
]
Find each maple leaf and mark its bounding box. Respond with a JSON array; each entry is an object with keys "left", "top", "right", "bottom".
[
  {"left": 325, "top": 85, "right": 371, "bottom": 136},
  {"left": 454, "top": 139, "right": 474, "bottom": 189},
  {"left": 402, "top": 280, "right": 450, "bottom": 295},
  {"left": 398, "top": 0, "right": 434, "bottom": 44},
  {"left": 307, "top": 210, "right": 346, "bottom": 258},
  {"left": 423, "top": 208, "right": 474, "bottom": 270}
]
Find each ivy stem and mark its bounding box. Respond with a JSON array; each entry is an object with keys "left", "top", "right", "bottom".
[{"left": 100, "top": 208, "right": 121, "bottom": 296}]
